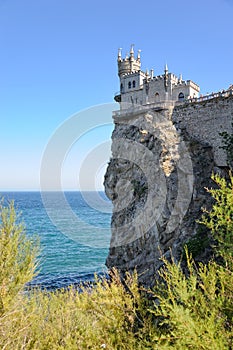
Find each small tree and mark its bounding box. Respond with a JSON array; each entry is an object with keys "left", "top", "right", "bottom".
[
  {"left": 199, "top": 173, "right": 233, "bottom": 258},
  {"left": 0, "top": 201, "right": 39, "bottom": 314}
]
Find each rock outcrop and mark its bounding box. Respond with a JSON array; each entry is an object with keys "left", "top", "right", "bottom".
[{"left": 104, "top": 98, "right": 232, "bottom": 286}]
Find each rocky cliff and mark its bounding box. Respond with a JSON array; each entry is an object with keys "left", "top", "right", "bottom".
[{"left": 104, "top": 96, "right": 232, "bottom": 286}]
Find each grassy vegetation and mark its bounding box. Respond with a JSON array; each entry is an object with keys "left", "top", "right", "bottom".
[{"left": 0, "top": 174, "right": 232, "bottom": 349}]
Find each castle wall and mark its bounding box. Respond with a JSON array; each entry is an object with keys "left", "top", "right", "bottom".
[
  {"left": 121, "top": 71, "right": 145, "bottom": 94},
  {"left": 172, "top": 95, "right": 233, "bottom": 166},
  {"left": 120, "top": 73, "right": 200, "bottom": 107},
  {"left": 172, "top": 83, "right": 199, "bottom": 101},
  {"left": 147, "top": 77, "right": 166, "bottom": 102},
  {"left": 121, "top": 89, "right": 143, "bottom": 106}
]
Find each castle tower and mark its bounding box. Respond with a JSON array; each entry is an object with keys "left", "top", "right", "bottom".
[
  {"left": 115, "top": 45, "right": 145, "bottom": 104},
  {"left": 117, "top": 44, "right": 141, "bottom": 78}
]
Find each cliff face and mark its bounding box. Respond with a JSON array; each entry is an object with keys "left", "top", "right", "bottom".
[{"left": 104, "top": 98, "right": 232, "bottom": 286}]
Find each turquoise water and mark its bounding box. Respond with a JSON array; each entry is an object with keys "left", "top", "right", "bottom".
[{"left": 1, "top": 192, "right": 112, "bottom": 289}]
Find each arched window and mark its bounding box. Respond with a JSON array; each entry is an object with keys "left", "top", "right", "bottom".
[
  {"left": 155, "top": 92, "right": 160, "bottom": 101},
  {"left": 120, "top": 83, "right": 123, "bottom": 93},
  {"left": 132, "top": 80, "right": 136, "bottom": 88},
  {"left": 128, "top": 81, "right": 131, "bottom": 89},
  {"left": 178, "top": 92, "right": 184, "bottom": 101}
]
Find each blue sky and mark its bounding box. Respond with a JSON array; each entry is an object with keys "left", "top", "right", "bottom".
[{"left": 0, "top": 0, "right": 232, "bottom": 190}]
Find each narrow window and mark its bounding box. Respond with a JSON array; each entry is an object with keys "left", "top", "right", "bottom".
[
  {"left": 132, "top": 80, "right": 136, "bottom": 88},
  {"left": 128, "top": 81, "right": 131, "bottom": 89},
  {"left": 178, "top": 92, "right": 184, "bottom": 101},
  {"left": 155, "top": 92, "right": 160, "bottom": 101},
  {"left": 120, "top": 83, "right": 123, "bottom": 93}
]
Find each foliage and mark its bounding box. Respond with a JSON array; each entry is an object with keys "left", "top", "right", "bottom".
[
  {"left": 0, "top": 268, "right": 153, "bottom": 350},
  {"left": 148, "top": 173, "right": 233, "bottom": 348},
  {"left": 0, "top": 173, "right": 233, "bottom": 349},
  {"left": 149, "top": 249, "right": 233, "bottom": 349},
  {"left": 220, "top": 122, "right": 233, "bottom": 168},
  {"left": 184, "top": 224, "right": 210, "bottom": 258},
  {"left": 199, "top": 172, "right": 233, "bottom": 257},
  {"left": 0, "top": 201, "right": 39, "bottom": 314}
]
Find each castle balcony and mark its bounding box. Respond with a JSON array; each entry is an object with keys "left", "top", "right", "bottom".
[
  {"left": 112, "top": 100, "right": 176, "bottom": 121},
  {"left": 114, "top": 92, "right": 121, "bottom": 102}
]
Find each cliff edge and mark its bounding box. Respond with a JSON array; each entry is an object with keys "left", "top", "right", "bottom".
[{"left": 104, "top": 96, "right": 232, "bottom": 286}]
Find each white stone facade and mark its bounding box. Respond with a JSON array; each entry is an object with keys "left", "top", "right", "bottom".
[{"left": 116, "top": 46, "right": 200, "bottom": 108}]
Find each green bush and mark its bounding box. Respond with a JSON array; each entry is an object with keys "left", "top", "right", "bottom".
[
  {"left": 0, "top": 201, "right": 38, "bottom": 314},
  {"left": 199, "top": 172, "right": 233, "bottom": 257},
  {"left": 148, "top": 172, "right": 233, "bottom": 349},
  {"left": 0, "top": 173, "right": 232, "bottom": 349},
  {"left": 149, "top": 249, "right": 233, "bottom": 349}
]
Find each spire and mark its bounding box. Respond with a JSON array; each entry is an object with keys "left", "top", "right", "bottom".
[
  {"left": 130, "top": 44, "right": 134, "bottom": 67},
  {"left": 130, "top": 44, "right": 134, "bottom": 57},
  {"left": 137, "top": 49, "right": 141, "bottom": 61},
  {"left": 118, "top": 48, "right": 122, "bottom": 61},
  {"left": 164, "top": 63, "right": 168, "bottom": 92},
  {"left": 179, "top": 73, "right": 183, "bottom": 83}
]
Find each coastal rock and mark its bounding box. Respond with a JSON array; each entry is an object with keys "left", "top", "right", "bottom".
[{"left": 104, "top": 100, "right": 231, "bottom": 286}]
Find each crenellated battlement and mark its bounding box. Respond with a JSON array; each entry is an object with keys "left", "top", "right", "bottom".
[{"left": 115, "top": 47, "right": 200, "bottom": 108}]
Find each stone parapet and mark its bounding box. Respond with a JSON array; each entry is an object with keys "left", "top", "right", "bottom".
[
  {"left": 113, "top": 101, "right": 176, "bottom": 121},
  {"left": 172, "top": 94, "right": 233, "bottom": 166}
]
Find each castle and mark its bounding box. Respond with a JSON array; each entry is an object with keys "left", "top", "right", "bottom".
[
  {"left": 113, "top": 45, "right": 233, "bottom": 167},
  {"left": 104, "top": 46, "right": 233, "bottom": 285},
  {"left": 115, "top": 44, "right": 200, "bottom": 107}
]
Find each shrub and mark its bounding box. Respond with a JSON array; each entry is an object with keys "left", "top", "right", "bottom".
[
  {"left": 149, "top": 249, "right": 233, "bottom": 349},
  {"left": 0, "top": 200, "right": 38, "bottom": 314},
  {"left": 199, "top": 172, "right": 233, "bottom": 258},
  {"left": 0, "top": 172, "right": 232, "bottom": 349},
  {"left": 147, "top": 172, "right": 233, "bottom": 349}
]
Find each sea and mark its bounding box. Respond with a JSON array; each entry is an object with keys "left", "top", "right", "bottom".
[{"left": 0, "top": 191, "right": 112, "bottom": 290}]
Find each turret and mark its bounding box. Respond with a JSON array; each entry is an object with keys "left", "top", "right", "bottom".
[{"left": 118, "top": 45, "right": 141, "bottom": 78}]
